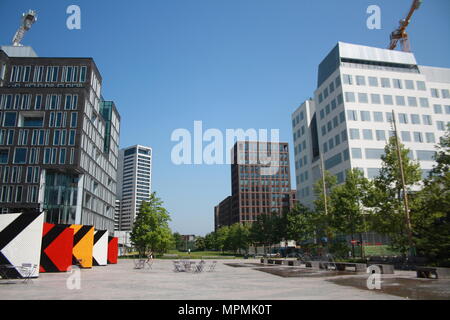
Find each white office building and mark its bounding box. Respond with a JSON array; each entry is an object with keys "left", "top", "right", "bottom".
[
  {"left": 115, "top": 145, "right": 152, "bottom": 231},
  {"left": 292, "top": 42, "right": 450, "bottom": 209}
]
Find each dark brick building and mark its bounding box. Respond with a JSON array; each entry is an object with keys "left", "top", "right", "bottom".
[{"left": 0, "top": 46, "right": 120, "bottom": 233}]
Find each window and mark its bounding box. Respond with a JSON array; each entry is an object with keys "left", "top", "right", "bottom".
[
  {"left": 416, "top": 150, "right": 435, "bottom": 161},
  {"left": 356, "top": 76, "right": 366, "bottom": 86},
  {"left": 381, "top": 78, "right": 391, "bottom": 88},
  {"left": 318, "top": 93, "right": 323, "bottom": 103},
  {"left": 59, "top": 148, "right": 66, "bottom": 164},
  {"left": 363, "top": 129, "right": 373, "bottom": 140},
  {"left": 343, "top": 74, "right": 353, "bottom": 85},
  {"left": 396, "top": 96, "right": 406, "bottom": 106},
  {"left": 13, "top": 148, "right": 27, "bottom": 164},
  {"left": 325, "top": 153, "right": 342, "bottom": 170},
  {"left": 361, "top": 111, "right": 371, "bottom": 122},
  {"left": 351, "top": 148, "right": 362, "bottom": 159},
  {"left": 331, "top": 99, "right": 337, "bottom": 110},
  {"left": 442, "top": 89, "right": 450, "bottom": 99},
  {"left": 339, "top": 111, "right": 345, "bottom": 123},
  {"left": 434, "top": 104, "right": 443, "bottom": 114},
  {"left": 358, "top": 93, "right": 368, "bottom": 103},
  {"left": 445, "top": 105, "right": 450, "bottom": 115},
  {"left": 371, "top": 94, "right": 381, "bottom": 104},
  {"left": 333, "top": 116, "right": 339, "bottom": 128},
  {"left": 347, "top": 110, "right": 358, "bottom": 121},
  {"left": 345, "top": 92, "right": 355, "bottom": 102},
  {"left": 64, "top": 95, "right": 72, "bottom": 110},
  {"left": 335, "top": 134, "right": 341, "bottom": 146},
  {"left": 69, "top": 130, "right": 76, "bottom": 145},
  {"left": 405, "top": 80, "right": 415, "bottom": 90},
  {"left": 349, "top": 129, "right": 360, "bottom": 140},
  {"left": 368, "top": 77, "right": 378, "bottom": 87},
  {"left": 419, "top": 98, "right": 429, "bottom": 108},
  {"left": 393, "top": 79, "right": 402, "bottom": 89},
  {"left": 422, "top": 115, "right": 432, "bottom": 126},
  {"left": 365, "top": 148, "right": 384, "bottom": 159},
  {"left": 437, "top": 121, "right": 445, "bottom": 131},
  {"left": 323, "top": 142, "right": 328, "bottom": 153},
  {"left": 335, "top": 76, "right": 341, "bottom": 87},
  {"left": 416, "top": 81, "right": 426, "bottom": 91},
  {"left": 329, "top": 82, "right": 335, "bottom": 93},
  {"left": 401, "top": 131, "right": 411, "bottom": 142},
  {"left": 70, "top": 113, "right": 78, "bottom": 128},
  {"left": 367, "top": 168, "right": 380, "bottom": 179},
  {"left": 327, "top": 121, "right": 332, "bottom": 132},
  {"left": 341, "top": 130, "right": 348, "bottom": 142},
  {"left": 23, "top": 116, "right": 44, "bottom": 127},
  {"left": 3, "top": 112, "right": 17, "bottom": 127},
  {"left": 431, "top": 88, "right": 439, "bottom": 98},
  {"left": 53, "top": 130, "right": 60, "bottom": 145},
  {"left": 383, "top": 95, "right": 394, "bottom": 105},
  {"left": 325, "top": 104, "right": 330, "bottom": 115},
  {"left": 399, "top": 113, "right": 408, "bottom": 124},
  {"left": 328, "top": 138, "right": 334, "bottom": 150},
  {"left": 408, "top": 97, "right": 418, "bottom": 107},
  {"left": 321, "top": 125, "right": 326, "bottom": 136},
  {"left": 376, "top": 130, "right": 386, "bottom": 141},
  {"left": 80, "top": 66, "right": 87, "bottom": 82},
  {"left": 323, "top": 88, "right": 329, "bottom": 99},
  {"left": 373, "top": 112, "right": 383, "bottom": 122},
  {"left": 337, "top": 94, "right": 343, "bottom": 105},
  {"left": 0, "top": 149, "right": 8, "bottom": 164},
  {"left": 43, "top": 148, "right": 51, "bottom": 164},
  {"left": 413, "top": 132, "right": 423, "bottom": 143},
  {"left": 410, "top": 114, "right": 420, "bottom": 124},
  {"left": 425, "top": 132, "right": 435, "bottom": 143}
]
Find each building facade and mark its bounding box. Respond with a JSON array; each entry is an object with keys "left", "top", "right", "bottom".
[
  {"left": 0, "top": 46, "right": 120, "bottom": 233},
  {"left": 292, "top": 42, "right": 450, "bottom": 208},
  {"left": 215, "top": 141, "right": 296, "bottom": 228},
  {"left": 115, "top": 145, "right": 152, "bottom": 231}
]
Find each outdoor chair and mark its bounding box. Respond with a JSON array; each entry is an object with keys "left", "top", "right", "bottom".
[
  {"left": 134, "top": 259, "right": 146, "bottom": 269},
  {"left": 194, "top": 260, "right": 206, "bottom": 273},
  {"left": 18, "top": 263, "right": 37, "bottom": 283},
  {"left": 207, "top": 261, "right": 217, "bottom": 272},
  {"left": 173, "top": 261, "right": 185, "bottom": 272}
]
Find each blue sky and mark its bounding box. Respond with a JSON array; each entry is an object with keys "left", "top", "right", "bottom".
[{"left": 1, "top": 0, "right": 449, "bottom": 236}]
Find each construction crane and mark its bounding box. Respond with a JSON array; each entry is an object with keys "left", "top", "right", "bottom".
[
  {"left": 12, "top": 10, "right": 37, "bottom": 46},
  {"left": 388, "top": 0, "right": 423, "bottom": 52}
]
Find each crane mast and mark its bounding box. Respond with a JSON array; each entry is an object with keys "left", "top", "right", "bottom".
[
  {"left": 388, "top": 0, "right": 423, "bottom": 52},
  {"left": 12, "top": 10, "right": 37, "bottom": 47}
]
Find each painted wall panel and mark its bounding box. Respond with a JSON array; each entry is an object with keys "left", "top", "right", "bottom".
[
  {"left": 0, "top": 211, "right": 44, "bottom": 278},
  {"left": 40, "top": 223, "right": 74, "bottom": 273},
  {"left": 93, "top": 230, "right": 108, "bottom": 266},
  {"left": 67, "top": 224, "right": 94, "bottom": 268},
  {"left": 107, "top": 236, "right": 118, "bottom": 264}
]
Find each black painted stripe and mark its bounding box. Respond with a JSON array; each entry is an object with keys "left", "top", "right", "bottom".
[
  {"left": 0, "top": 211, "right": 42, "bottom": 250},
  {"left": 94, "top": 230, "right": 107, "bottom": 244},
  {"left": 92, "top": 257, "right": 99, "bottom": 266},
  {"left": 40, "top": 225, "right": 66, "bottom": 272},
  {"left": 0, "top": 252, "right": 22, "bottom": 279},
  {"left": 73, "top": 225, "right": 92, "bottom": 246}
]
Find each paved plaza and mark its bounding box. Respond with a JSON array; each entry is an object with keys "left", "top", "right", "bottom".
[{"left": 1, "top": 259, "right": 447, "bottom": 300}]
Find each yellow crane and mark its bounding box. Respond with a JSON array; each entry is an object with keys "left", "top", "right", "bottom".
[{"left": 388, "top": 0, "right": 423, "bottom": 52}]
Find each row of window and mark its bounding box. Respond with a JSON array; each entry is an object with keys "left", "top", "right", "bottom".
[
  {"left": 348, "top": 128, "right": 437, "bottom": 144},
  {"left": 351, "top": 148, "right": 436, "bottom": 161},
  {"left": 347, "top": 110, "right": 435, "bottom": 125},
  {"left": 0, "top": 185, "right": 38, "bottom": 203},
  {"left": 9, "top": 65, "right": 87, "bottom": 83},
  {"left": 0, "top": 166, "right": 40, "bottom": 184},
  {"left": 0, "top": 94, "right": 78, "bottom": 111},
  {"left": 344, "top": 92, "right": 431, "bottom": 108},
  {"left": 341, "top": 74, "right": 432, "bottom": 92},
  {"left": 1, "top": 111, "right": 78, "bottom": 128}
]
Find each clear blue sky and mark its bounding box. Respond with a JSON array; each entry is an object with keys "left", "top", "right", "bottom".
[{"left": 1, "top": 0, "right": 449, "bottom": 236}]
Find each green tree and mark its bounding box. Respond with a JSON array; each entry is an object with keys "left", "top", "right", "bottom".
[
  {"left": 286, "top": 203, "right": 317, "bottom": 248},
  {"left": 367, "top": 136, "right": 421, "bottom": 255},
  {"left": 313, "top": 170, "right": 338, "bottom": 247},
  {"left": 130, "top": 192, "right": 174, "bottom": 256},
  {"left": 413, "top": 125, "right": 450, "bottom": 266},
  {"left": 204, "top": 231, "right": 219, "bottom": 251},
  {"left": 330, "top": 168, "right": 372, "bottom": 258},
  {"left": 195, "top": 236, "right": 206, "bottom": 251},
  {"left": 216, "top": 226, "right": 230, "bottom": 252},
  {"left": 172, "top": 232, "right": 184, "bottom": 250},
  {"left": 228, "top": 223, "right": 251, "bottom": 254}
]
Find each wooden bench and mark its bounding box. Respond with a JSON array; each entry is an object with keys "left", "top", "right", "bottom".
[{"left": 417, "top": 267, "right": 450, "bottom": 279}]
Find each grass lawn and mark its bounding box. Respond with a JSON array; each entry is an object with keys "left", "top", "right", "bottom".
[{"left": 363, "top": 245, "right": 401, "bottom": 256}]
